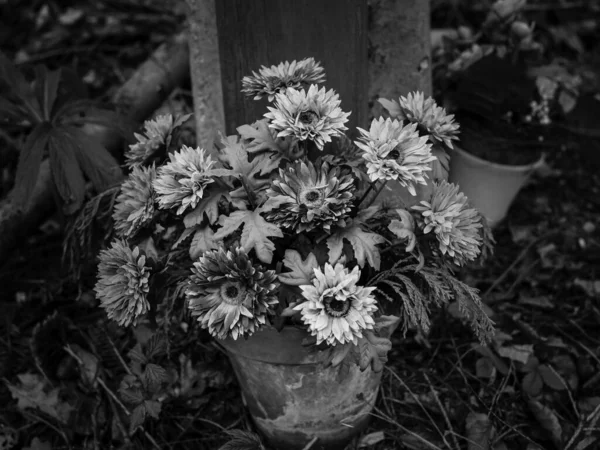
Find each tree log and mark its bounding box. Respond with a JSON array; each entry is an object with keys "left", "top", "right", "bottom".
[{"left": 0, "top": 32, "right": 190, "bottom": 260}]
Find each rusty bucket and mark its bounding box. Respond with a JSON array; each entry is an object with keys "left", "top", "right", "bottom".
[{"left": 218, "top": 326, "right": 382, "bottom": 450}]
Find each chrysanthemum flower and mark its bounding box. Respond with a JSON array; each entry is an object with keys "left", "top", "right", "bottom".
[
  {"left": 355, "top": 118, "right": 435, "bottom": 195},
  {"left": 186, "top": 247, "right": 279, "bottom": 340},
  {"left": 265, "top": 85, "right": 350, "bottom": 150},
  {"left": 295, "top": 263, "right": 377, "bottom": 346},
  {"left": 412, "top": 180, "right": 483, "bottom": 266},
  {"left": 153, "top": 146, "right": 216, "bottom": 215},
  {"left": 379, "top": 92, "right": 459, "bottom": 148},
  {"left": 126, "top": 115, "right": 174, "bottom": 168},
  {"left": 242, "top": 57, "right": 326, "bottom": 101},
  {"left": 265, "top": 159, "right": 355, "bottom": 233},
  {"left": 113, "top": 165, "right": 157, "bottom": 238},
  {"left": 95, "top": 240, "right": 151, "bottom": 327}
]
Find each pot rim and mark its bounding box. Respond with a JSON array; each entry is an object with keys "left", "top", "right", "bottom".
[{"left": 452, "top": 145, "right": 546, "bottom": 173}]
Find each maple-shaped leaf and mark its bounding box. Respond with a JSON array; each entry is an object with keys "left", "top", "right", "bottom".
[
  {"left": 354, "top": 330, "right": 393, "bottom": 372},
  {"left": 213, "top": 207, "right": 283, "bottom": 264},
  {"left": 189, "top": 226, "right": 219, "bottom": 259},
  {"left": 237, "top": 119, "right": 283, "bottom": 153},
  {"left": 278, "top": 250, "right": 319, "bottom": 286},
  {"left": 327, "top": 224, "right": 385, "bottom": 269},
  {"left": 184, "top": 185, "right": 232, "bottom": 227},
  {"left": 218, "top": 134, "right": 281, "bottom": 192}
]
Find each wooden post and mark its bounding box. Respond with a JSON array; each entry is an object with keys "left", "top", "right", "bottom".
[
  {"left": 368, "top": 0, "right": 432, "bottom": 115},
  {"left": 215, "top": 0, "right": 368, "bottom": 136}
]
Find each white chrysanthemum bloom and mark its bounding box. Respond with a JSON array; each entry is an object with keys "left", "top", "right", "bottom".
[
  {"left": 355, "top": 118, "right": 435, "bottom": 195},
  {"left": 153, "top": 146, "right": 216, "bottom": 215},
  {"left": 95, "top": 241, "right": 151, "bottom": 327},
  {"left": 113, "top": 165, "right": 157, "bottom": 238},
  {"left": 379, "top": 92, "right": 460, "bottom": 148},
  {"left": 412, "top": 180, "right": 483, "bottom": 266},
  {"left": 241, "top": 57, "right": 326, "bottom": 101},
  {"left": 125, "top": 115, "right": 174, "bottom": 168},
  {"left": 265, "top": 85, "right": 350, "bottom": 150},
  {"left": 295, "top": 263, "right": 378, "bottom": 346}
]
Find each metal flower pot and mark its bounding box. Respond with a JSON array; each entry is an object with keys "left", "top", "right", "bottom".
[{"left": 218, "top": 326, "right": 382, "bottom": 450}]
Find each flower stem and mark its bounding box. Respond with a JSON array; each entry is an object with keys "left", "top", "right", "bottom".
[{"left": 361, "top": 180, "right": 388, "bottom": 208}]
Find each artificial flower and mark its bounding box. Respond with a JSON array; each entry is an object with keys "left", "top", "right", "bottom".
[
  {"left": 355, "top": 117, "right": 435, "bottom": 195},
  {"left": 186, "top": 247, "right": 279, "bottom": 340},
  {"left": 265, "top": 159, "right": 355, "bottom": 233},
  {"left": 95, "top": 240, "right": 151, "bottom": 327},
  {"left": 153, "top": 146, "right": 216, "bottom": 215},
  {"left": 412, "top": 180, "right": 483, "bottom": 266},
  {"left": 295, "top": 263, "right": 377, "bottom": 346},
  {"left": 379, "top": 92, "right": 460, "bottom": 148},
  {"left": 113, "top": 165, "right": 157, "bottom": 238},
  {"left": 125, "top": 114, "right": 174, "bottom": 168},
  {"left": 265, "top": 84, "right": 350, "bottom": 150},
  {"left": 241, "top": 57, "right": 326, "bottom": 101},
  {"left": 388, "top": 209, "right": 417, "bottom": 252}
]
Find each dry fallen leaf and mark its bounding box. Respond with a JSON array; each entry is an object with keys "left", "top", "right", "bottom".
[
  {"left": 465, "top": 412, "right": 491, "bottom": 450},
  {"left": 357, "top": 431, "right": 386, "bottom": 447},
  {"left": 497, "top": 344, "right": 534, "bottom": 365},
  {"left": 527, "top": 399, "right": 563, "bottom": 448}
]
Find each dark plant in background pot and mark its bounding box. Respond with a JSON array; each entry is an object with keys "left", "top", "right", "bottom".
[{"left": 94, "top": 58, "right": 495, "bottom": 449}]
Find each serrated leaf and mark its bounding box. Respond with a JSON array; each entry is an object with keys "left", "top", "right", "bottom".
[
  {"left": 129, "top": 403, "right": 147, "bottom": 435},
  {"left": 13, "top": 122, "right": 51, "bottom": 209},
  {"left": 278, "top": 250, "right": 318, "bottom": 286},
  {"left": 143, "top": 400, "right": 162, "bottom": 420},
  {"left": 142, "top": 363, "right": 168, "bottom": 393},
  {"left": 323, "top": 342, "right": 353, "bottom": 368},
  {"left": 118, "top": 376, "right": 144, "bottom": 406},
  {"left": 327, "top": 224, "right": 385, "bottom": 269},
  {"left": 237, "top": 119, "right": 282, "bottom": 153},
  {"left": 172, "top": 112, "right": 192, "bottom": 129},
  {"left": 127, "top": 343, "right": 147, "bottom": 365},
  {"left": 144, "top": 333, "right": 166, "bottom": 360},
  {"left": 219, "top": 429, "right": 265, "bottom": 450},
  {"left": 373, "top": 315, "right": 401, "bottom": 339},
  {"left": 378, "top": 98, "right": 403, "bottom": 118},
  {"left": 184, "top": 185, "right": 231, "bottom": 226},
  {"left": 189, "top": 226, "right": 219, "bottom": 260},
  {"left": 214, "top": 208, "right": 283, "bottom": 264},
  {"left": 48, "top": 131, "right": 86, "bottom": 214},
  {"left": 527, "top": 399, "right": 562, "bottom": 448},
  {"left": 172, "top": 227, "right": 195, "bottom": 249},
  {"left": 354, "top": 330, "right": 393, "bottom": 372},
  {"left": 465, "top": 412, "right": 491, "bottom": 450}
]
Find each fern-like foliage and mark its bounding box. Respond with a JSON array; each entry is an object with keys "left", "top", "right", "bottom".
[{"left": 370, "top": 257, "right": 494, "bottom": 343}]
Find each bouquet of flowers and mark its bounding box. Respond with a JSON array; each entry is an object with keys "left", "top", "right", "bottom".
[{"left": 95, "top": 57, "right": 495, "bottom": 373}]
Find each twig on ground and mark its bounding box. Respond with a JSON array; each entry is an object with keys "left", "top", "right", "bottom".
[{"left": 423, "top": 372, "right": 461, "bottom": 450}]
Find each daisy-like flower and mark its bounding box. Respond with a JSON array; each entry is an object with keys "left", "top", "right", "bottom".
[
  {"left": 113, "top": 165, "right": 157, "bottom": 238},
  {"left": 95, "top": 240, "right": 151, "bottom": 327},
  {"left": 265, "top": 84, "right": 350, "bottom": 150},
  {"left": 265, "top": 159, "right": 355, "bottom": 233},
  {"left": 242, "top": 57, "right": 326, "bottom": 101},
  {"left": 125, "top": 115, "right": 174, "bottom": 168},
  {"left": 295, "top": 263, "right": 378, "bottom": 346},
  {"left": 153, "top": 146, "right": 216, "bottom": 215},
  {"left": 186, "top": 247, "right": 279, "bottom": 340},
  {"left": 355, "top": 118, "right": 435, "bottom": 195},
  {"left": 379, "top": 92, "right": 460, "bottom": 148},
  {"left": 412, "top": 180, "right": 483, "bottom": 266}
]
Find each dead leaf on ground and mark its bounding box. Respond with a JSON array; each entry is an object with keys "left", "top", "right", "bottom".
[
  {"left": 527, "top": 399, "right": 563, "bottom": 449},
  {"left": 497, "top": 344, "right": 534, "bottom": 365},
  {"left": 573, "top": 278, "right": 600, "bottom": 299},
  {"left": 518, "top": 295, "right": 554, "bottom": 309},
  {"left": 357, "top": 430, "right": 386, "bottom": 447},
  {"left": 465, "top": 412, "right": 491, "bottom": 450},
  {"left": 23, "top": 437, "right": 52, "bottom": 450}
]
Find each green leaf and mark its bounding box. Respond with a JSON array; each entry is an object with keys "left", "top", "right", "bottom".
[
  {"left": 373, "top": 315, "right": 401, "bottom": 339},
  {"left": 323, "top": 342, "right": 353, "bottom": 368},
  {"left": 67, "top": 127, "right": 123, "bottom": 192},
  {"left": 12, "top": 122, "right": 52, "bottom": 209},
  {"left": 278, "top": 250, "right": 319, "bottom": 286},
  {"left": 353, "top": 330, "right": 393, "bottom": 372},
  {"left": 23, "top": 437, "right": 53, "bottom": 450},
  {"left": 219, "top": 429, "right": 265, "bottom": 450},
  {"left": 465, "top": 412, "right": 491, "bottom": 450},
  {"left": 378, "top": 98, "right": 403, "bottom": 118},
  {"left": 0, "top": 52, "right": 41, "bottom": 119},
  {"left": 237, "top": 119, "right": 283, "bottom": 153},
  {"left": 327, "top": 224, "right": 385, "bottom": 269},
  {"left": 48, "top": 131, "right": 86, "bottom": 214},
  {"left": 190, "top": 226, "right": 219, "bottom": 260},
  {"left": 129, "top": 403, "right": 147, "bottom": 435},
  {"left": 522, "top": 371, "right": 543, "bottom": 397},
  {"left": 213, "top": 208, "right": 283, "bottom": 264},
  {"left": 527, "top": 399, "right": 563, "bottom": 448},
  {"left": 538, "top": 365, "right": 567, "bottom": 391},
  {"left": 144, "top": 333, "right": 167, "bottom": 360},
  {"left": 144, "top": 400, "right": 162, "bottom": 420},
  {"left": 142, "top": 363, "right": 168, "bottom": 393},
  {"left": 33, "top": 66, "right": 60, "bottom": 120},
  {"left": 184, "top": 185, "right": 231, "bottom": 226}
]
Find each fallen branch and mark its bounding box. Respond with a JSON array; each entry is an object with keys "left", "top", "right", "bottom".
[{"left": 0, "top": 31, "right": 189, "bottom": 260}]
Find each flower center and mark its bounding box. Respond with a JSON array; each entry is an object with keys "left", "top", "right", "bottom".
[
  {"left": 388, "top": 146, "right": 405, "bottom": 162},
  {"left": 324, "top": 295, "right": 351, "bottom": 318},
  {"left": 298, "top": 110, "right": 319, "bottom": 126},
  {"left": 299, "top": 188, "right": 324, "bottom": 207},
  {"left": 220, "top": 281, "right": 245, "bottom": 305}
]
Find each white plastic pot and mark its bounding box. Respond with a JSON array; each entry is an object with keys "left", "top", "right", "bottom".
[{"left": 449, "top": 146, "right": 544, "bottom": 227}]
